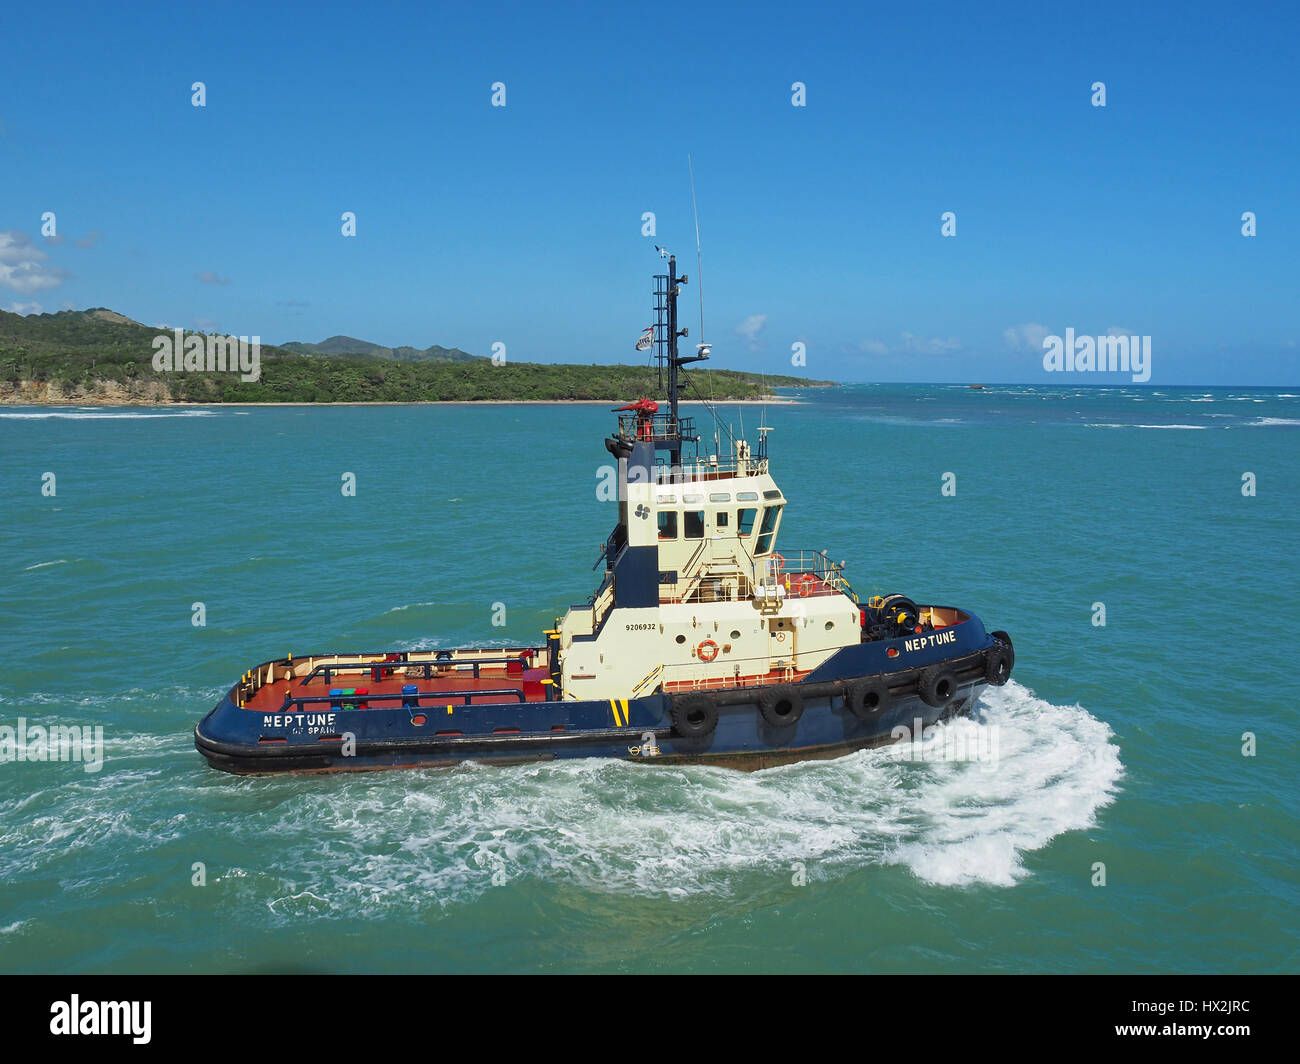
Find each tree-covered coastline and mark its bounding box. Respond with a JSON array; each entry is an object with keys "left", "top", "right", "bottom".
[{"left": 0, "top": 309, "right": 835, "bottom": 404}]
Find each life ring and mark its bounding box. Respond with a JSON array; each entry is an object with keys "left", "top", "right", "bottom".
[
  {"left": 697, "top": 639, "right": 719, "bottom": 662},
  {"left": 918, "top": 665, "right": 957, "bottom": 708},
  {"left": 771, "top": 552, "right": 785, "bottom": 571},
  {"left": 671, "top": 694, "right": 718, "bottom": 738},
  {"left": 846, "top": 678, "right": 890, "bottom": 719},
  {"left": 798, "top": 574, "right": 816, "bottom": 597},
  {"left": 757, "top": 685, "right": 804, "bottom": 728}
]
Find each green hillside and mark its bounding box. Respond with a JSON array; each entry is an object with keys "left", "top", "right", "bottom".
[{"left": 0, "top": 308, "right": 835, "bottom": 403}]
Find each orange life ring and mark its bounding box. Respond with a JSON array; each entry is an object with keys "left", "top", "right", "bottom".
[
  {"left": 771, "top": 552, "right": 786, "bottom": 571},
  {"left": 697, "top": 639, "right": 719, "bottom": 662}
]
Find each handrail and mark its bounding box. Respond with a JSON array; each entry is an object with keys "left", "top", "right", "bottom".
[
  {"left": 299, "top": 655, "right": 531, "bottom": 687},
  {"left": 591, "top": 581, "right": 615, "bottom": 629},
  {"left": 632, "top": 663, "right": 664, "bottom": 696},
  {"left": 617, "top": 412, "right": 696, "bottom": 441},
  {"left": 674, "top": 536, "right": 710, "bottom": 583},
  {"left": 773, "top": 548, "right": 845, "bottom": 579},
  {"left": 279, "top": 687, "right": 528, "bottom": 712}
]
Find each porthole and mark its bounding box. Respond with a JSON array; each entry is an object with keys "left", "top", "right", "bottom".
[
  {"left": 825, "top": 621, "right": 834, "bottom": 631},
  {"left": 730, "top": 630, "right": 741, "bottom": 640},
  {"left": 675, "top": 634, "right": 686, "bottom": 644}
]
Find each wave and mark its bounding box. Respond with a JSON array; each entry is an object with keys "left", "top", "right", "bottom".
[
  {"left": 0, "top": 682, "right": 1121, "bottom": 910},
  {"left": 1085, "top": 423, "right": 1209, "bottom": 430},
  {"left": 0, "top": 410, "right": 218, "bottom": 420},
  {"left": 260, "top": 681, "right": 1120, "bottom": 903}
]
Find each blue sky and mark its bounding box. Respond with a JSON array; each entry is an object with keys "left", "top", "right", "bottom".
[{"left": 2, "top": 0, "right": 1296, "bottom": 384}]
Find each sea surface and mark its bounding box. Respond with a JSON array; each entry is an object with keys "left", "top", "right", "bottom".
[{"left": 0, "top": 384, "right": 1296, "bottom": 973}]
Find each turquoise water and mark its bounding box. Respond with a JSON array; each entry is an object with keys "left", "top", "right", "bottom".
[{"left": 0, "top": 385, "right": 1296, "bottom": 973}]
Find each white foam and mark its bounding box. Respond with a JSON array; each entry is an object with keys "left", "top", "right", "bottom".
[
  {"left": 0, "top": 683, "right": 1122, "bottom": 903},
  {"left": 22, "top": 559, "right": 71, "bottom": 571},
  {"left": 1085, "top": 423, "right": 1208, "bottom": 430},
  {"left": 0, "top": 410, "right": 216, "bottom": 420},
  {"left": 218, "top": 681, "right": 1122, "bottom": 905}
]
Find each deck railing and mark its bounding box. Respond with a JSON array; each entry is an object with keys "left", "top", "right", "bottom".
[
  {"left": 617, "top": 412, "right": 696, "bottom": 442},
  {"left": 771, "top": 549, "right": 849, "bottom": 588},
  {"left": 299, "top": 655, "right": 532, "bottom": 688},
  {"left": 278, "top": 687, "right": 528, "bottom": 713}
]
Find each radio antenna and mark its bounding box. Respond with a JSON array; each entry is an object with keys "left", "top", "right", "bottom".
[
  {"left": 688, "top": 153, "right": 716, "bottom": 439},
  {"left": 689, "top": 154, "right": 704, "bottom": 343}
]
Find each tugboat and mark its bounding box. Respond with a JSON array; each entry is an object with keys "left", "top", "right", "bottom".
[{"left": 195, "top": 252, "right": 1014, "bottom": 774}]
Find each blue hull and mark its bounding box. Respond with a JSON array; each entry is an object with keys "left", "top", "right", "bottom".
[{"left": 195, "top": 614, "right": 1008, "bottom": 774}]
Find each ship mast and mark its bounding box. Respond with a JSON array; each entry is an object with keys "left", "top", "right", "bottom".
[{"left": 655, "top": 251, "right": 709, "bottom": 467}]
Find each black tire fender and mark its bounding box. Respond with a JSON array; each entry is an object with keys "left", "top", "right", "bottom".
[
  {"left": 918, "top": 665, "right": 958, "bottom": 708},
  {"left": 990, "top": 630, "right": 1015, "bottom": 674},
  {"left": 757, "top": 685, "right": 804, "bottom": 728},
  {"left": 671, "top": 694, "right": 718, "bottom": 738},
  {"left": 984, "top": 644, "right": 1012, "bottom": 686},
  {"left": 846, "top": 678, "right": 890, "bottom": 720}
]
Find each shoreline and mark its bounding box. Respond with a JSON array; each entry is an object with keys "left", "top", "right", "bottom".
[{"left": 0, "top": 396, "right": 804, "bottom": 409}]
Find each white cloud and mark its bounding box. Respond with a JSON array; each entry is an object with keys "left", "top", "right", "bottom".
[
  {"left": 0, "top": 231, "right": 70, "bottom": 295},
  {"left": 5, "top": 301, "right": 43, "bottom": 315},
  {"left": 1002, "top": 323, "right": 1049, "bottom": 351},
  {"left": 899, "top": 332, "right": 960, "bottom": 356},
  {"left": 734, "top": 313, "right": 767, "bottom": 351},
  {"left": 196, "top": 271, "right": 231, "bottom": 285},
  {"left": 853, "top": 333, "right": 961, "bottom": 358}
]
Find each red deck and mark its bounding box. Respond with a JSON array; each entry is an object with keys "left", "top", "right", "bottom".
[{"left": 243, "top": 666, "right": 539, "bottom": 713}]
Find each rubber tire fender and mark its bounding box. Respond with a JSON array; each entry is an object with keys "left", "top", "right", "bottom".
[
  {"left": 671, "top": 694, "right": 719, "bottom": 739},
  {"left": 918, "top": 665, "right": 958, "bottom": 708},
  {"left": 984, "top": 644, "right": 1012, "bottom": 686},
  {"left": 988, "top": 630, "right": 1015, "bottom": 683},
  {"left": 846, "top": 678, "right": 891, "bottom": 720},
  {"left": 757, "top": 685, "right": 805, "bottom": 728}
]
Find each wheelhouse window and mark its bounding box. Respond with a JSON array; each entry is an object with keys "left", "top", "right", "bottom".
[
  {"left": 737, "top": 508, "right": 757, "bottom": 536},
  {"left": 684, "top": 510, "right": 705, "bottom": 539},
  {"left": 756, "top": 504, "right": 783, "bottom": 555},
  {"left": 716, "top": 511, "right": 729, "bottom": 528},
  {"left": 658, "top": 511, "right": 678, "bottom": 540}
]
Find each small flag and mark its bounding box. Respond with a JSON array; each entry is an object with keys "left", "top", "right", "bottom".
[{"left": 634, "top": 327, "right": 654, "bottom": 351}]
